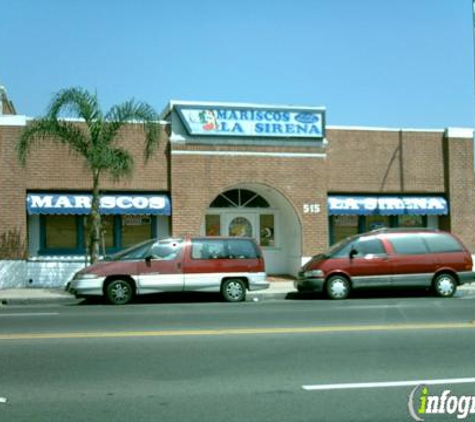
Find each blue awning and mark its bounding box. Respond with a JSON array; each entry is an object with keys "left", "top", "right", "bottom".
[
  {"left": 27, "top": 193, "right": 171, "bottom": 216},
  {"left": 328, "top": 196, "right": 448, "bottom": 216}
]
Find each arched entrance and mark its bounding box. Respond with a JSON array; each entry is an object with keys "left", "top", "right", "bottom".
[{"left": 202, "top": 184, "right": 301, "bottom": 276}]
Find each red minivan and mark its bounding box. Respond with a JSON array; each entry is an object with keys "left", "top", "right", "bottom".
[
  {"left": 67, "top": 237, "right": 268, "bottom": 304},
  {"left": 295, "top": 229, "right": 474, "bottom": 299}
]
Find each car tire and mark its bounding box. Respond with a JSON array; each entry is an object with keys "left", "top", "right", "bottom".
[
  {"left": 105, "top": 279, "right": 134, "bottom": 305},
  {"left": 326, "top": 275, "right": 350, "bottom": 300},
  {"left": 221, "top": 279, "right": 246, "bottom": 302},
  {"left": 433, "top": 273, "right": 457, "bottom": 298}
]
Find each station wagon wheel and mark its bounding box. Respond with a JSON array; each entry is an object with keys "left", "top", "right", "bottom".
[
  {"left": 221, "top": 279, "right": 246, "bottom": 302},
  {"left": 326, "top": 275, "right": 350, "bottom": 300},
  {"left": 106, "top": 279, "right": 134, "bottom": 305},
  {"left": 433, "top": 273, "right": 457, "bottom": 298}
]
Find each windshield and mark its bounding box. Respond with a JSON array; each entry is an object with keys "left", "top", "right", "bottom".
[
  {"left": 107, "top": 239, "right": 156, "bottom": 261},
  {"left": 324, "top": 235, "right": 358, "bottom": 258}
]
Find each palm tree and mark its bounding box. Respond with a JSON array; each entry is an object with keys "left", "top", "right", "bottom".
[{"left": 17, "top": 87, "right": 160, "bottom": 263}]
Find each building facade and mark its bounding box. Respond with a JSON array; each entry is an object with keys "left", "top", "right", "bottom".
[{"left": 1, "top": 100, "right": 474, "bottom": 287}]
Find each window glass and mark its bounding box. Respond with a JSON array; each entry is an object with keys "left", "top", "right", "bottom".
[
  {"left": 260, "top": 214, "right": 275, "bottom": 247},
  {"left": 423, "top": 233, "right": 463, "bottom": 253},
  {"left": 387, "top": 234, "right": 428, "bottom": 255},
  {"left": 353, "top": 237, "right": 386, "bottom": 257},
  {"left": 110, "top": 239, "right": 156, "bottom": 260},
  {"left": 45, "top": 215, "right": 77, "bottom": 249},
  {"left": 205, "top": 215, "right": 221, "bottom": 236},
  {"left": 398, "top": 215, "right": 425, "bottom": 228},
  {"left": 229, "top": 217, "right": 252, "bottom": 237},
  {"left": 121, "top": 215, "right": 152, "bottom": 248},
  {"left": 332, "top": 215, "right": 359, "bottom": 244},
  {"left": 365, "top": 216, "right": 390, "bottom": 231},
  {"left": 227, "top": 239, "right": 259, "bottom": 259},
  {"left": 330, "top": 240, "right": 355, "bottom": 258},
  {"left": 149, "top": 239, "right": 183, "bottom": 260},
  {"left": 191, "top": 239, "right": 227, "bottom": 260}
]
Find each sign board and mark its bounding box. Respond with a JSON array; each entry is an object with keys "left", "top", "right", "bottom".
[
  {"left": 176, "top": 105, "right": 325, "bottom": 139},
  {"left": 328, "top": 196, "right": 448, "bottom": 216},
  {"left": 27, "top": 193, "right": 171, "bottom": 215}
]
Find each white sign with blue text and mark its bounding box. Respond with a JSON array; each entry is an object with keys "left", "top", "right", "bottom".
[{"left": 176, "top": 105, "right": 325, "bottom": 139}]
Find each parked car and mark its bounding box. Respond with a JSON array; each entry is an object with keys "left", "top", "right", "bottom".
[
  {"left": 67, "top": 236, "right": 268, "bottom": 304},
  {"left": 295, "top": 228, "right": 474, "bottom": 299}
]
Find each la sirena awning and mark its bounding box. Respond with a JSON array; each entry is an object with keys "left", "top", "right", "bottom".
[
  {"left": 328, "top": 196, "right": 448, "bottom": 216},
  {"left": 26, "top": 193, "right": 171, "bottom": 216}
]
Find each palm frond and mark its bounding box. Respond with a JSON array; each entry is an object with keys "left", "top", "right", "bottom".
[
  {"left": 103, "top": 100, "right": 160, "bottom": 159},
  {"left": 17, "top": 118, "right": 89, "bottom": 166}
]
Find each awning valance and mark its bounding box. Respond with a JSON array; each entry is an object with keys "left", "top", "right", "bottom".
[
  {"left": 328, "top": 196, "right": 448, "bottom": 216},
  {"left": 27, "top": 193, "right": 171, "bottom": 216}
]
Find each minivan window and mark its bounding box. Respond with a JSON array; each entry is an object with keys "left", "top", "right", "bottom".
[
  {"left": 423, "top": 233, "right": 463, "bottom": 253},
  {"left": 149, "top": 240, "right": 184, "bottom": 260},
  {"left": 387, "top": 234, "right": 428, "bottom": 255},
  {"left": 192, "top": 239, "right": 227, "bottom": 259},
  {"left": 227, "top": 239, "right": 259, "bottom": 259},
  {"left": 191, "top": 239, "right": 259, "bottom": 260},
  {"left": 353, "top": 237, "right": 386, "bottom": 257}
]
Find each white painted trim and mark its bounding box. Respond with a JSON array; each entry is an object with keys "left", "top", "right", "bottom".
[
  {"left": 303, "top": 377, "right": 475, "bottom": 391},
  {"left": 161, "top": 100, "right": 326, "bottom": 119},
  {"left": 171, "top": 150, "right": 326, "bottom": 158},
  {"left": 328, "top": 125, "right": 446, "bottom": 133},
  {"left": 445, "top": 128, "right": 474, "bottom": 139},
  {"left": 0, "top": 115, "right": 27, "bottom": 126}
]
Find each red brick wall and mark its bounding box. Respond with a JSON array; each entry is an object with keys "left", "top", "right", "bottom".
[
  {"left": 170, "top": 144, "right": 329, "bottom": 257},
  {"left": 327, "top": 129, "right": 445, "bottom": 193}
]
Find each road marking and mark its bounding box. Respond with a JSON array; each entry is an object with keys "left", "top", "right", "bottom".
[
  {"left": 302, "top": 377, "right": 475, "bottom": 391},
  {"left": 0, "top": 321, "right": 473, "bottom": 341},
  {"left": 0, "top": 313, "right": 59, "bottom": 317}
]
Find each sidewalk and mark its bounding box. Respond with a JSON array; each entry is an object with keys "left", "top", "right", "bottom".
[{"left": 0, "top": 280, "right": 474, "bottom": 306}]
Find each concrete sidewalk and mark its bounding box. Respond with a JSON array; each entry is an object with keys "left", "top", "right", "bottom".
[{"left": 1, "top": 280, "right": 474, "bottom": 306}]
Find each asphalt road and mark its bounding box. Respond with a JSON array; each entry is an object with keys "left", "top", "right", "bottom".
[{"left": 1, "top": 296, "right": 475, "bottom": 422}]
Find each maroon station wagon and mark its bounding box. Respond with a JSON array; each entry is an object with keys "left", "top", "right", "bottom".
[
  {"left": 67, "top": 237, "right": 268, "bottom": 304},
  {"left": 295, "top": 229, "right": 474, "bottom": 299}
]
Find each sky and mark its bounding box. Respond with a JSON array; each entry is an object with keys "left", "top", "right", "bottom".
[{"left": 1, "top": 0, "right": 474, "bottom": 129}]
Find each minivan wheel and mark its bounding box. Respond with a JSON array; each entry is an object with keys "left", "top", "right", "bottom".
[
  {"left": 106, "top": 279, "right": 134, "bottom": 305},
  {"left": 221, "top": 279, "right": 246, "bottom": 302},
  {"left": 326, "top": 275, "right": 350, "bottom": 300},
  {"left": 433, "top": 273, "right": 457, "bottom": 298}
]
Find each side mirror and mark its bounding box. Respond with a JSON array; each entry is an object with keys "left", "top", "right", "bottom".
[{"left": 349, "top": 248, "right": 358, "bottom": 259}]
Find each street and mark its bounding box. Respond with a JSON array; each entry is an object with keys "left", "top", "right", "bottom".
[{"left": 1, "top": 295, "right": 475, "bottom": 421}]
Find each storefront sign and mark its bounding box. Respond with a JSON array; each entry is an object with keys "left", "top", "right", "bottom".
[
  {"left": 328, "top": 196, "right": 448, "bottom": 215},
  {"left": 27, "top": 193, "right": 171, "bottom": 215},
  {"left": 176, "top": 105, "right": 325, "bottom": 139}
]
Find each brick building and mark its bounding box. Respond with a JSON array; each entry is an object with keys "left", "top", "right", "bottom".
[{"left": 1, "top": 99, "right": 474, "bottom": 286}]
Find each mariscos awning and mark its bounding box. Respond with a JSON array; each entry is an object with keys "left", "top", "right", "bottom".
[
  {"left": 26, "top": 193, "right": 171, "bottom": 216},
  {"left": 328, "top": 196, "right": 448, "bottom": 216}
]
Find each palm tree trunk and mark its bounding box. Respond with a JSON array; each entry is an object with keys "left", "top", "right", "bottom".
[{"left": 90, "top": 171, "right": 101, "bottom": 264}]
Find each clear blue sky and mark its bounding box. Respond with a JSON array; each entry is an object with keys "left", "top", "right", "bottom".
[{"left": 1, "top": 0, "right": 474, "bottom": 128}]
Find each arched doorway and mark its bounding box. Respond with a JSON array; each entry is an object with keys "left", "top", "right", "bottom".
[{"left": 202, "top": 185, "right": 301, "bottom": 276}]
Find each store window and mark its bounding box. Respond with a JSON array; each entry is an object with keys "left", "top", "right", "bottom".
[
  {"left": 44, "top": 215, "right": 78, "bottom": 249},
  {"left": 329, "top": 215, "right": 430, "bottom": 245},
  {"left": 40, "top": 215, "right": 156, "bottom": 255},
  {"left": 205, "top": 215, "right": 221, "bottom": 236},
  {"left": 122, "top": 215, "right": 153, "bottom": 248},
  {"left": 332, "top": 215, "right": 359, "bottom": 244},
  {"left": 260, "top": 214, "right": 275, "bottom": 247}
]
